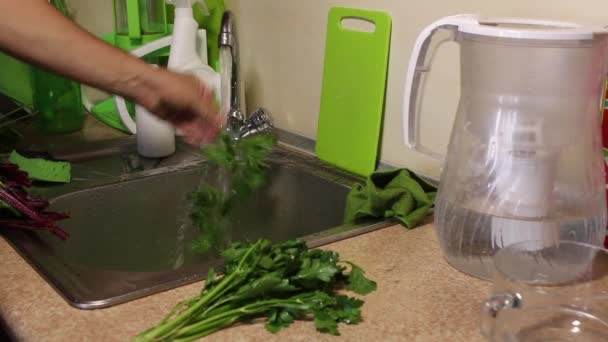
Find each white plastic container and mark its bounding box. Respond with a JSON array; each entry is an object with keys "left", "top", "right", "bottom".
[{"left": 134, "top": 104, "right": 175, "bottom": 157}]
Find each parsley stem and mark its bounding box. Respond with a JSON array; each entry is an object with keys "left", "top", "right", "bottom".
[
  {"left": 172, "top": 316, "right": 239, "bottom": 342},
  {"left": 132, "top": 237, "right": 376, "bottom": 341},
  {"left": 174, "top": 299, "right": 309, "bottom": 339},
  {"left": 133, "top": 241, "right": 262, "bottom": 342}
]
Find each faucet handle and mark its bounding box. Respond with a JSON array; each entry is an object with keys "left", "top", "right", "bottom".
[{"left": 240, "top": 108, "right": 274, "bottom": 138}]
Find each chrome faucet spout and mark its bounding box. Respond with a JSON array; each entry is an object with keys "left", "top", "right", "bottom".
[
  {"left": 219, "top": 11, "right": 242, "bottom": 117},
  {"left": 219, "top": 11, "right": 273, "bottom": 139}
]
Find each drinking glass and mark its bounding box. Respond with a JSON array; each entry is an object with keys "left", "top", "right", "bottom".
[{"left": 480, "top": 240, "right": 608, "bottom": 341}]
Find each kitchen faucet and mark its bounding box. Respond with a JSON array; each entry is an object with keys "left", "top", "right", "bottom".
[{"left": 219, "top": 11, "right": 273, "bottom": 139}]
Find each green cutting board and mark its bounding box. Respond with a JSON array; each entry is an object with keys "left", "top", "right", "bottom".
[{"left": 316, "top": 7, "right": 392, "bottom": 176}]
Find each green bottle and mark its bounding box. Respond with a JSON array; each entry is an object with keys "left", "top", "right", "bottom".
[
  {"left": 32, "top": 68, "right": 84, "bottom": 134},
  {"left": 33, "top": 0, "right": 84, "bottom": 134}
]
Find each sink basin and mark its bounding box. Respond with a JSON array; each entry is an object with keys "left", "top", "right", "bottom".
[{"left": 1, "top": 138, "right": 392, "bottom": 309}]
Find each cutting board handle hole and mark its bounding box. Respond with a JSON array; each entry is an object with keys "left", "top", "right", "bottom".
[{"left": 340, "top": 17, "right": 376, "bottom": 33}]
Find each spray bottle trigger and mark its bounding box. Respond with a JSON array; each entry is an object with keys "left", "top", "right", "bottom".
[{"left": 166, "top": 0, "right": 207, "bottom": 13}]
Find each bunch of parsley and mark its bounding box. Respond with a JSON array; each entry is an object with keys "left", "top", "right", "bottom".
[
  {"left": 133, "top": 239, "right": 376, "bottom": 341},
  {"left": 190, "top": 133, "right": 276, "bottom": 253}
]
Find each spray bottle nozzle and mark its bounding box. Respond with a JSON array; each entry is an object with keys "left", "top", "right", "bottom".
[{"left": 166, "top": 0, "right": 209, "bottom": 15}]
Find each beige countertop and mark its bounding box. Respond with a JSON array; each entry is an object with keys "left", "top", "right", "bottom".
[{"left": 0, "top": 224, "right": 491, "bottom": 341}]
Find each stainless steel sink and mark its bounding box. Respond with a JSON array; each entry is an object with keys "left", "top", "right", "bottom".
[{"left": 1, "top": 135, "right": 393, "bottom": 309}]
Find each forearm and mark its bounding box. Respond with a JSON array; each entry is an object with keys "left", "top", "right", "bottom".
[
  {"left": 0, "top": 0, "right": 222, "bottom": 143},
  {"left": 0, "top": 0, "right": 154, "bottom": 101}
]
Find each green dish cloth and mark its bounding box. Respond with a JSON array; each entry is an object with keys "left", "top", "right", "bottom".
[
  {"left": 8, "top": 150, "right": 71, "bottom": 183},
  {"left": 344, "top": 168, "right": 437, "bottom": 228}
]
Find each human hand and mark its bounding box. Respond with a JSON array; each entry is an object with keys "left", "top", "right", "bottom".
[{"left": 135, "top": 68, "right": 224, "bottom": 145}]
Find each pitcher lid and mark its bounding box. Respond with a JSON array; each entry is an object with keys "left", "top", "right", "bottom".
[{"left": 455, "top": 14, "right": 606, "bottom": 40}]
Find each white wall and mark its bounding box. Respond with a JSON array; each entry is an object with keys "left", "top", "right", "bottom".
[
  {"left": 69, "top": 0, "right": 608, "bottom": 178},
  {"left": 69, "top": 0, "right": 113, "bottom": 35}
]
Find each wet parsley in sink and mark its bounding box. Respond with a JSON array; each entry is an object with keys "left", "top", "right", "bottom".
[
  {"left": 135, "top": 135, "right": 378, "bottom": 340},
  {"left": 190, "top": 133, "right": 276, "bottom": 253},
  {"left": 132, "top": 239, "right": 377, "bottom": 341}
]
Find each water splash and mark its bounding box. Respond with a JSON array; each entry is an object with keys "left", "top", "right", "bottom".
[
  {"left": 172, "top": 199, "right": 192, "bottom": 269},
  {"left": 220, "top": 47, "right": 232, "bottom": 120}
]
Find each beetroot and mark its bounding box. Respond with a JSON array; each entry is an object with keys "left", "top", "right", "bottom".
[{"left": 0, "top": 163, "right": 69, "bottom": 240}]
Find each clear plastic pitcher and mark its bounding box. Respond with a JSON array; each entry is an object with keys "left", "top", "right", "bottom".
[{"left": 403, "top": 15, "right": 608, "bottom": 279}]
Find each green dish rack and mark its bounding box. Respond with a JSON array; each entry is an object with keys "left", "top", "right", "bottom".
[
  {"left": 0, "top": 51, "right": 85, "bottom": 135},
  {"left": 0, "top": 53, "right": 33, "bottom": 107},
  {"left": 0, "top": 0, "right": 84, "bottom": 134}
]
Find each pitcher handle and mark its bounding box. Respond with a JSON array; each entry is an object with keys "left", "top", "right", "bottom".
[
  {"left": 480, "top": 292, "right": 522, "bottom": 339},
  {"left": 114, "top": 36, "right": 174, "bottom": 134},
  {"left": 402, "top": 14, "right": 478, "bottom": 160}
]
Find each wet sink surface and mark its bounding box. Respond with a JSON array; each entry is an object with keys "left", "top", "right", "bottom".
[
  {"left": 47, "top": 162, "right": 351, "bottom": 273},
  {"left": 1, "top": 141, "right": 392, "bottom": 309}
]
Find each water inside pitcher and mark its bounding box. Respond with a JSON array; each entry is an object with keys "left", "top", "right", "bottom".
[{"left": 404, "top": 15, "right": 608, "bottom": 279}]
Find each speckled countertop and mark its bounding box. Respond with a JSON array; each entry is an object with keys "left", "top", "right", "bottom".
[{"left": 0, "top": 224, "right": 490, "bottom": 341}]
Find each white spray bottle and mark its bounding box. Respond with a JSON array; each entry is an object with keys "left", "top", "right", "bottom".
[
  {"left": 166, "top": 0, "right": 221, "bottom": 110},
  {"left": 116, "top": 0, "right": 221, "bottom": 158},
  {"left": 134, "top": 85, "right": 176, "bottom": 158}
]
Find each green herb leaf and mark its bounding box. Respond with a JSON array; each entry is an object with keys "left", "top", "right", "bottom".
[
  {"left": 295, "top": 258, "right": 341, "bottom": 283},
  {"left": 233, "top": 273, "right": 284, "bottom": 299},
  {"left": 133, "top": 237, "right": 376, "bottom": 341},
  {"left": 334, "top": 295, "right": 364, "bottom": 324},
  {"left": 190, "top": 133, "right": 277, "bottom": 254},
  {"left": 345, "top": 262, "right": 377, "bottom": 295},
  {"left": 205, "top": 269, "right": 217, "bottom": 288},
  {"left": 265, "top": 309, "right": 295, "bottom": 333},
  {"left": 314, "top": 309, "right": 340, "bottom": 336}
]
